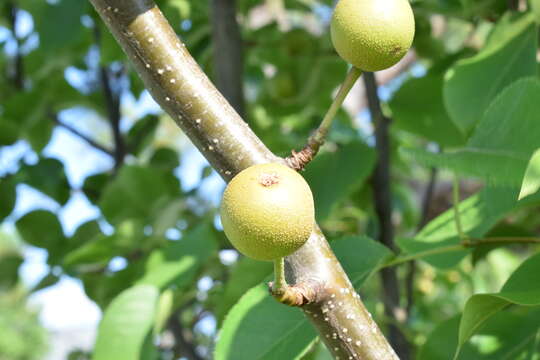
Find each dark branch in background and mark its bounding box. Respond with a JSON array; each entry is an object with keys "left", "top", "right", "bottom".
[
  {"left": 88, "top": 1, "right": 399, "bottom": 358},
  {"left": 50, "top": 114, "right": 115, "bottom": 157},
  {"left": 405, "top": 167, "right": 438, "bottom": 319},
  {"left": 167, "top": 311, "right": 204, "bottom": 360},
  {"left": 210, "top": 0, "right": 245, "bottom": 118},
  {"left": 93, "top": 24, "right": 126, "bottom": 169},
  {"left": 507, "top": 0, "right": 519, "bottom": 11},
  {"left": 363, "top": 72, "right": 410, "bottom": 359},
  {"left": 99, "top": 66, "right": 126, "bottom": 169},
  {"left": 6, "top": 2, "right": 24, "bottom": 90}
]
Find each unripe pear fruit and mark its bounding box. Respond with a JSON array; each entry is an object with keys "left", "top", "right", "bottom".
[
  {"left": 330, "top": 0, "right": 415, "bottom": 72},
  {"left": 220, "top": 163, "right": 315, "bottom": 261}
]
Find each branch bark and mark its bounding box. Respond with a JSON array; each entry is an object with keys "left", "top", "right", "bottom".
[
  {"left": 210, "top": 0, "right": 245, "bottom": 117},
  {"left": 363, "top": 72, "right": 410, "bottom": 359},
  {"left": 88, "top": 1, "right": 398, "bottom": 358}
]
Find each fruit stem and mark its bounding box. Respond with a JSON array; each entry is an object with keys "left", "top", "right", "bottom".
[
  {"left": 312, "top": 66, "right": 362, "bottom": 148},
  {"left": 273, "top": 257, "right": 287, "bottom": 292},
  {"left": 285, "top": 66, "right": 362, "bottom": 170}
]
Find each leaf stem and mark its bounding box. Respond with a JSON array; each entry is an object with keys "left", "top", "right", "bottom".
[
  {"left": 452, "top": 175, "right": 467, "bottom": 241},
  {"left": 285, "top": 66, "right": 362, "bottom": 170},
  {"left": 273, "top": 257, "right": 287, "bottom": 292},
  {"left": 385, "top": 237, "right": 540, "bottom": 268},
  {"left": 384, "top": 244, "right": 466, "bottom": 268}
]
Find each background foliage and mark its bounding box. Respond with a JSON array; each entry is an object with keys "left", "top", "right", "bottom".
[{"left": 1, "top": 0, "right": 539, "bottom": 359}]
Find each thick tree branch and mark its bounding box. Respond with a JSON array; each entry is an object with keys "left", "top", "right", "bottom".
[
  {"left": 363, "top": 72, "right": 410, "bottom": 359},
  {"left": 210, "top": 0, "right": 245, "bottom": 117},
  {"left": 88, "top": 1, "right": 398, "bottom": 358}
]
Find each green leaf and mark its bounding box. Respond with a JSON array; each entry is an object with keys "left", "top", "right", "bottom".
[
  {"left": 64, "top": 220, "right": 146, "bottom": 269},
  {"left": 402, "top": 78, "right": 540, "bottom": 186},
  {"left": 301, "top": 341, "right": 333, "bottom": 360},
  {"left": 151, "top": 199, "right": 184, "bottom": 237},
  {"left": 455, "top": 252, "right": 540, "bottom": 358},
  {"left": 331, "top": 235, "right": 394, "bottom": 286},
  {"left": 304, "top": 141, "right": 375, "bottom": 222},
  {"left": 17, "top": 158, "right": 71, "bottom": 205},
  {"left": 0, "top": 117, "right": 20, "bottom": 146},
  {"left": 519, "top": 148, "right": 540, "bottom": 200},
  {"left": 138, "top": 223, "right": 217, "bottom": 288},
  {"left": 99, "top": 165, "right": 180, "bottom": 225},
  {"left": 418, "top": 315, "right": 461, "bottom": 360},
  {"left": 398, "top": 184, "right": 540, "bottom": 268},
  {"left": 390, "top": 74, "right": 465, "bottom": 147},
  {"left": 443, "top": 13, "right": 537, "bottom": 134},
  {"left": 149, "top": 147, "right": 180, "bottom": 171},
  {"left": 126, "top": 115, "right": 160, "bottom": 156},
  {"left": 31, "top": 272, "right": 60, "bottom": 293},
  {"left": 35, "top": 0, "right": 88, "bottom": 53},
  {"left": 70, "top": 220, "right": 103, "bottom": 247},
  {"left": 0, "top": 177, "right": 17, "bottom": 222},
  {"left": 215, "top": 283, "right": 317, "bottom": 360},
  {"left": 421, "top": 307, "right": 540, "bottom": 360},
  {"left": 2, "top": 90, "right": 40, "bottom": 130},
  {"left": 532, "top": 0, "right": 540, "bottom": 22},
  {"left": 93, "top": 284, "right": 159, "bottom": 360},
  {"left": 82, "top": 172, "right": 111, "bottom": 204},
  {"left": 153, "top": 289, "right": 174, "bottom": 335},
  {"left": 215, "top": 257, "right": 273, "bottom": 324},
  {"left": 0, "top": 253, "right": 24, "bottom": 289},
  {"left": 15, "top": 210, "right": 66, "bottom": 265},
  {"left": 81, "top": 261, "right": 147, "bottom": 309}
]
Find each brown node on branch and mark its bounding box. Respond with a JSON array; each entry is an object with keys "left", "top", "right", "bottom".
[
  {"left": 268, "top": 279, "right": 326, "bottom": 307},
  {"left": 285, "top": 146, "right": 316, "bottom": 171}
]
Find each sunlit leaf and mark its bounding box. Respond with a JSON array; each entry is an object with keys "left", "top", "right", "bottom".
[{"left": 93, "top": 285, "right": 159, "bottom": 360}]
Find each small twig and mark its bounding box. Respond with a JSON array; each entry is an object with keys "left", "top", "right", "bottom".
[
  {"left": 464, "top": 237, "right": 540, "bottom": 246},
  {"left": 385, "top": 237, "right": 540, "bottom": 268},
  {"left": 285, "top": 67, "right": 362, "bottom": 171},
  {"left": 385, "top": 245, "right": 465, "bottom": 268},
  {"left": 50, "top": 114, "right": 115, "bottom": 157}
]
